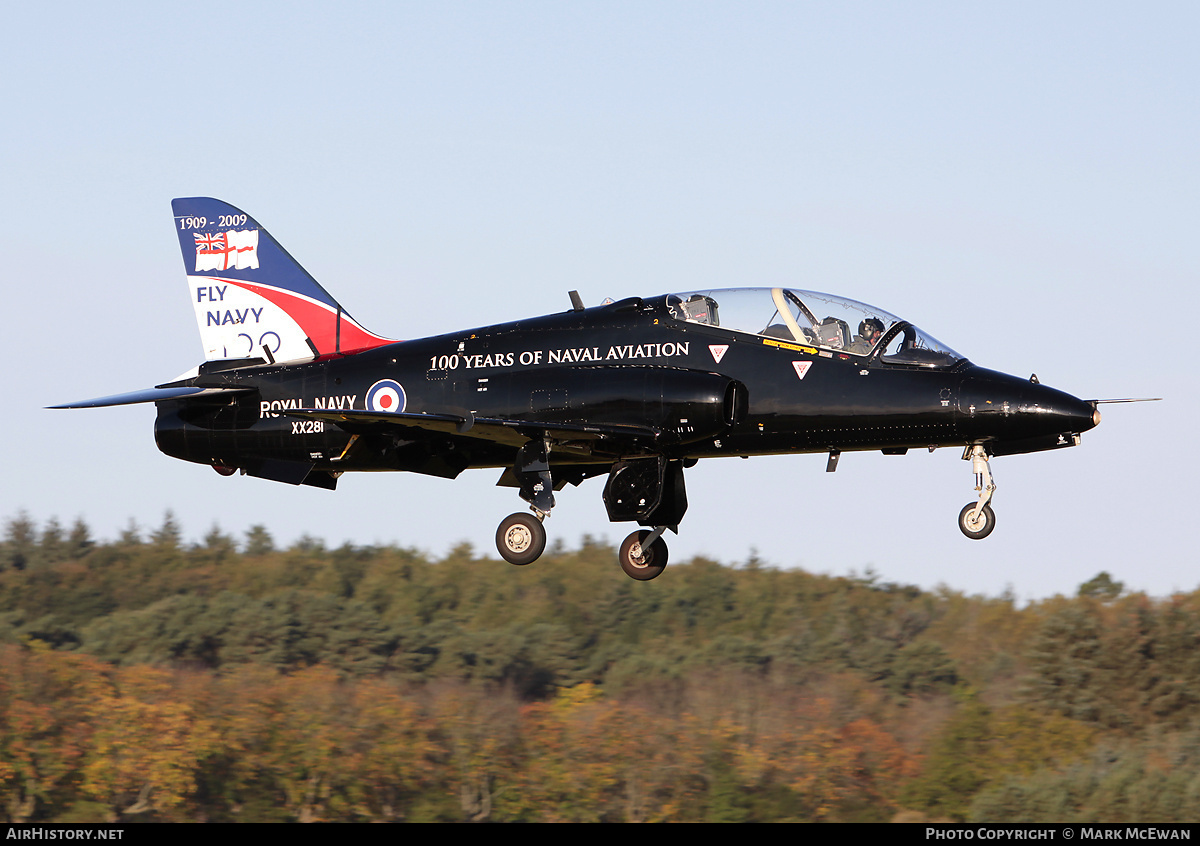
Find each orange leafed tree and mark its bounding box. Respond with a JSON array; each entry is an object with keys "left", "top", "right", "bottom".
[
  {"left": 512, "top": 683, "right": 704, "bottom": 822},
  {"left": 78, "top": 664, "right": 219, "bottom": 819},
  {"left": 0, "top": 645, "right": 106, "bottom": 822}
]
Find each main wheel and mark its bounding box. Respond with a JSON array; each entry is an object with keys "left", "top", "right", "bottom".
[
  {"left": 619, "top": 530, "right": 669, "bottom": 581},
  {"left": 958, "top": 502, "right": 996, "bottom": 540},
  {"left": 496, "top": 513, "right": 546, "bottom": 565}
]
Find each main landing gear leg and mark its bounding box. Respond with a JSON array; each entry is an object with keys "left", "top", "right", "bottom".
[
  {"left": 958, "top": 444, "right": 997, "bottom": 540},
  {"left": 496, "top": 437, "right": 555, "bottom": 566}
]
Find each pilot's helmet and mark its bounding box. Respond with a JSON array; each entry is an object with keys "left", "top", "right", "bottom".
[{"left": 859, "top": 317, "right": 884, "bottom": 339}]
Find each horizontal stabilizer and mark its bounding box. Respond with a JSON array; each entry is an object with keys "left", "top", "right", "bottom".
[{"left": 48, "top": 386, "right": 252, "bottom": 409}]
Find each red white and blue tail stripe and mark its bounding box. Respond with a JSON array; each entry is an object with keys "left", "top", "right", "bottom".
[{"left": 172, "top": 198, "right": 393, "bottom": 362}]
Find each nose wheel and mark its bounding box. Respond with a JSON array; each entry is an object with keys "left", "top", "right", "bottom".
[
  {"left": 958, "top": 444, "right": 997, "bottom": 540},
  {"left": 618, "top": 528, "right": 669, "bottom": 581},
  {"left": 496, "top": 512, "right": 547, "bottom": 566},
  {"left": 958, "top": 502, "right": 996, "bottom": 540}
]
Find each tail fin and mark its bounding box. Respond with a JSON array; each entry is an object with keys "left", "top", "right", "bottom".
[{"left": 171, "top": 198, "right": 393, "bottom": 362}]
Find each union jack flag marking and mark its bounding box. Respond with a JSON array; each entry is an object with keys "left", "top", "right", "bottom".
[{"left": 194, "top": 232, "right": 225, "bottom": 251}]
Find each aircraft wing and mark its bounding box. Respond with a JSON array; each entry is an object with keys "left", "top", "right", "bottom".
[{"left": 282, "top": 407, "right": 661, "bottom": 449}]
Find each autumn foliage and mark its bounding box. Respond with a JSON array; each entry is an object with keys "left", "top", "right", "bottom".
[{"left": 1, "top": 512, "right": 1198, "bottom": 822}]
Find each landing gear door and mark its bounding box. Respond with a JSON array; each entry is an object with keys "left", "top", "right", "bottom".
[{"left": 602, "top": 457, "right": 688, "bottom": 529}]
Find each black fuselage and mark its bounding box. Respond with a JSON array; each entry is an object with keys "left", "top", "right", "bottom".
[{"left": 154, "top": 295, "right": 1098, "bottom": 489}]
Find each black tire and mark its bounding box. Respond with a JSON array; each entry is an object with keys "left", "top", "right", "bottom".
[
  {"left": 496, "top": 513, "right": 546, "bottom": 565},
  {"left": 958, "top": 502, "right": 996, "bottom": 540},
  {"left": 618, "top": 530, "right": 669, "bottom": 581}
]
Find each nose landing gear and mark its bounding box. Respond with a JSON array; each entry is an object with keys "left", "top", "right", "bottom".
[
  {"left": 958, "top": 444, "right": 997, "bottom": 540},
  {"left": 958, "top": 501, "right": 996, "bottom": 540}
]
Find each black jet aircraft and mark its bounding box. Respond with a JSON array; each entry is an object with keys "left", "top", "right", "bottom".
[{"left": 54, "top": 198, "right": 1146, "bottom": 580}]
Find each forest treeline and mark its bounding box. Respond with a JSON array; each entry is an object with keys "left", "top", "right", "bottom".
[{"left": 2, "top": 511, "right": 1200, "bottom": 823}]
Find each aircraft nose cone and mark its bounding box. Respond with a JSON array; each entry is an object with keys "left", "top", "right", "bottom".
[
  {"left": 1027, "top": 387, "right": 1099, "bottom": 433},
  {"left": 959, "top": 370, "right": 1098, "bottom": 442},
  {"left": 1064, "top": 392, "right": 1101, "bottom": 433}
]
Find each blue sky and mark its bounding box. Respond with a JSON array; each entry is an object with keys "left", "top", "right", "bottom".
[{"left": 2, "top": 2, "right": 1194, "bottom": 600}]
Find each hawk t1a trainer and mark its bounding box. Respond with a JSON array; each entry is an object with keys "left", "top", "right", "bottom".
[{"left": 53, "top": 198, "right": 1150, "bottom": 580}]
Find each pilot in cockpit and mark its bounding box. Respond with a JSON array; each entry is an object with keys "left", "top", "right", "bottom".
[{"left": 847, "top": 318, "right": 884, "bottom": 355}]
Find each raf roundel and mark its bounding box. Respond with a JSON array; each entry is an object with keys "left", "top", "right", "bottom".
[{"left": 366, "top": 379, "right": 406, "bottom": 414}]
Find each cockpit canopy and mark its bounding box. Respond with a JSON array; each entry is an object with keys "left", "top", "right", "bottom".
[{"left": 666, "top": 288, "right": 964, "bottom": 367}]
